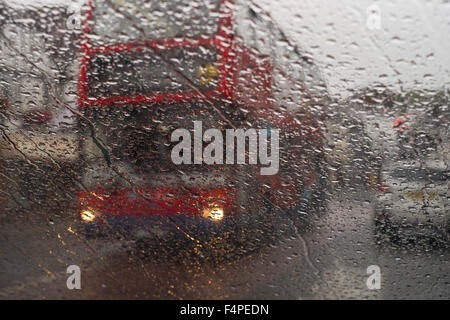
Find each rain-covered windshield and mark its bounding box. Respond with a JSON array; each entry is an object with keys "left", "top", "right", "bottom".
[
  {"left": 87, "top": 45, "right": 219, "bottom": 98},
  {"left": 91, "top": 0, "right": 221, "bottom": 44},
  {"left": 0, "top": 0, "right": 449, "bottom": 302}
]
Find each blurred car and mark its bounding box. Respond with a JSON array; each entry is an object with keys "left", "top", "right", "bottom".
[
  {"left": 0, "top": 1, "right": 80, "bottom": 208},
  {"left": 375, "top": 158, "right": 449, "bottom": 243},
  {"left": 75, "top": 0, "right": 328, "bottom": 246},
  {"left": 374, "top": 103, "right": 449, "bottom": 244}
]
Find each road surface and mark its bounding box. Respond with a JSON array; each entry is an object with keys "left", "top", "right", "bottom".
[{"left": 1, "top": 185, "right": 448, "bottom": 299}]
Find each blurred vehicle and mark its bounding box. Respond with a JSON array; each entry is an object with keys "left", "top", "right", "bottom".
[
  {"left": 375, "top": 158, "right": 449, "bottom": 243},
  {"left": 75, "top": 0, "right": 328, "bottom": 246},
  {"left": 374, "top": 97, "right": 450, "bottom": 244},
  {"left": 0, "top": 1, "right": 80, "bottom": 209}
]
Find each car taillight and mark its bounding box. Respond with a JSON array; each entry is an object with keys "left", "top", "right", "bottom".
[{"left": 377, "top": 180, "right": 391, "bottom": 193}]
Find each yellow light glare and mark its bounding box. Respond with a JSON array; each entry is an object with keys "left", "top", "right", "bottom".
[
  {"left": 198, "top": 64, "right": 219, "bottom": 84},
  {"left": 81, "top": 210, "right": 95, "bottom": 222},
  {"left": 203, "top": 207, "right": 224, "bottom": 221}
]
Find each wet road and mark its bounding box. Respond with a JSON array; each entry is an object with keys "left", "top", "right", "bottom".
[{"left": 0, "top": 185, "right": 449, "bottom": 299}]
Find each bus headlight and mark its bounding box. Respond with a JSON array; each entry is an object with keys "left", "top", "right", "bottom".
[
  {"left": 202, "top": 206, "right": 224, "bottom": 221},
  {"left": 81, "top": 210, "right": 96, "bottom": 222}
]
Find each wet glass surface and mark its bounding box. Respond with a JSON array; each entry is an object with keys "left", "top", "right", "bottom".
[{"left": 0, "top": 0, "right": 448, "bottom": 299}]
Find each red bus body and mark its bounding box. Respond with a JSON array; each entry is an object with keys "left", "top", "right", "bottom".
[{"left": 76, "top": 0, "right": 324, "bottom": 221}]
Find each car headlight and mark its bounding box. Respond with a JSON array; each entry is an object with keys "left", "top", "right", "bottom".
[
  {"left": 202, "top": 206, "right": 224, "bottom": 221},
  {"left": 81, "top": 210, "right": 96, "bottom": 222}
]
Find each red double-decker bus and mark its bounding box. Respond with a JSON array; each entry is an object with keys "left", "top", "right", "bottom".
[{"left": 76, "top": 0, "right": 327, "bottom": 246}]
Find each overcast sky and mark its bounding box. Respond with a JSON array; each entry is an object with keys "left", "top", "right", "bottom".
[
  {"left": 6, "top": 0, "right": 450, "bottom": 98},
  {"left": 263, "top": 0, "right": 450, "bottom": 97}
]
